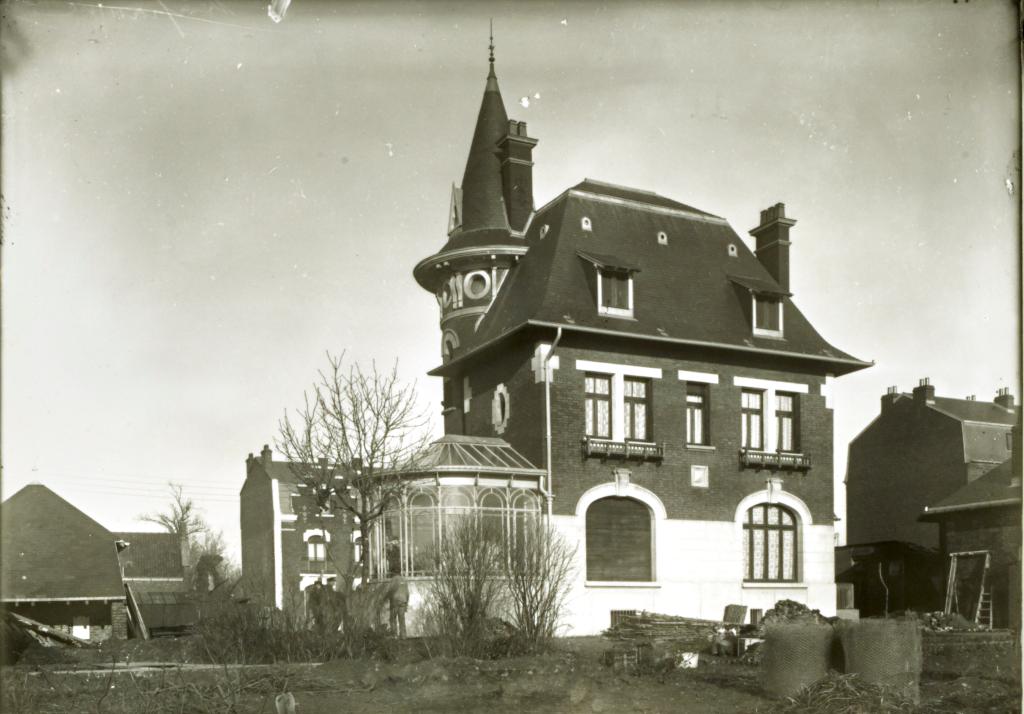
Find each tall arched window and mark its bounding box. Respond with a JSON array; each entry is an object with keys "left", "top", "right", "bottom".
[
  {"left": 743, "top": 503, "right": 798, "bottom": 582},
  {"left": 408, "top": 490, "right": 437, "bottom": 576},
  {"left": 586, "top": 497, "right": 653, "bottom": 582}
]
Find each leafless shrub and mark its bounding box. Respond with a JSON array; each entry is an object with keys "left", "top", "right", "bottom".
[
  {"left": 504, "top": 520, "right": 576, "bottom": 654},
  {"left": 423, "top": 517, "right": 509, "bottom": 658}
]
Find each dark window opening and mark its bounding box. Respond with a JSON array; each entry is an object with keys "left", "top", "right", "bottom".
[{"left": 586, "top": 497, "right": 652, "bottom": 581}]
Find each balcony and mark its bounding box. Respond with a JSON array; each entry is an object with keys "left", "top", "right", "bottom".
[
  {"left": 582, "top": 437, "right": 664, "bottom": 462},
  {"left": 739, "top": 449, "right": 811, "bottom": 472}
]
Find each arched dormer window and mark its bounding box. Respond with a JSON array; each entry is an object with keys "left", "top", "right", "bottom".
[{"left": 441, "top": 330, "right": 459, "bottom": 363}]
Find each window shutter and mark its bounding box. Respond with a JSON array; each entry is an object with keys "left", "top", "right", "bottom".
[{"left": 585, "top": 497, "right": 652, "bottom": 581}]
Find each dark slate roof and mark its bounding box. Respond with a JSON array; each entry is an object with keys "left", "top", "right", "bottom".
[
  {"left": 440, "top": 61, "right": 512, "bottom": 254},
  {"left": 924, "top": 396, "right": 1017, "bottom": 425},
  {"left": 572, "top": 179, "right": 720, "bottom": 217},
  {"left": 1, "top": 485, "right": 124, "bottom": 601},
  {"left": 399, "top": 434, "right": 544, "bottom": 475},
  {"left": 112, "top": 531, "right": 184, "bottom": 579},
  {"left": 922, "top": 458, "right": 1021, "bottom": 517},
  {"left": 433, "top": 181, "right": 869, "bottom": 375}
]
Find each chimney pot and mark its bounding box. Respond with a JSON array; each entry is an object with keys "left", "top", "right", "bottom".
[
  {"left": 913, "top": 379, "right": 935, "bottom": 406},
  {"left": 995, "top": 389, "right": 1015, "bottom": 411},
  {"left": 881, "top": 386, "right": 900, "bottom": 412},
  {"left": 260, "top": 444, "right": 272, "bottom": 466}
]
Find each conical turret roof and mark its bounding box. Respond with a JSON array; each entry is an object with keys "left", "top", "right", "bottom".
[{"left": 446, "top": 56, "right": 512, "bottom": 249}]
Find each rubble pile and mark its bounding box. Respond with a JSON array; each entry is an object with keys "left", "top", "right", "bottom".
[
  {"left": 919, "top": 611, "right": 979, "bottom": 632},
  {"left": 758, "top": 599, "right": 831, "bottom": 634}
]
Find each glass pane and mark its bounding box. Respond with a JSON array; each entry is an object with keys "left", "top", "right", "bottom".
[
  {"left": 768, "top": 530, "right": 780, "bottom": 580},
  {"left": 781, "top": 510, "right": 794, "bottom": 526},
  {"left": 780, "top": 417, "right": 793, "bottom": 451},
  {"left": 750, "top": 415, "right": 761, "bottom": 448},
  {"left": 752, "top": 505, "right": 764, "bottom": 524},
  {"left": 777, "top": 394, "right": 793, "bottom": 412},
  {"left": 633, "top": 404, "right": 646, "bottom": 440},
  {"left": 783, "top": 531, "right": 795, "bottom": 580},
  {"left": 743, "top": 529, "right": 750, "bottom": 578},
  {"left": 596, "top": 377, "right": 610, "bottom": 395},
  {"left": 767, "top": 506, "right": 779, "bottom": 525},
  {"left": 597, "top": 401, "right": 610, "bottom": 437},
  {"left": 480, "top": 491, "right": 504, "bottom": 509},
  {"left": 753, "top": 529, "right": 765, "bottom": 579},
  {"left": 585, "top": 376, "right": 594, "bottom": 392},
  {"left": 410, "top": 510, "right": 436, "bottom": 576},
  {"left": 585, "top": 399, "right": 594, "bottom": 435}
]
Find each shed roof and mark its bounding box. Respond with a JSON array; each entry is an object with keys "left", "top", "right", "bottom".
[
  {"left": 921, "top": 459, "right": 1022, "bottom": 517},
  {"left": 112, "top": 532, "right": 184, "bottom": 580}
]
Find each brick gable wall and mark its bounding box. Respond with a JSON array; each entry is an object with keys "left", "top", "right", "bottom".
[
  {"left": 239, "top": 469, "right": 274, "bottom": 606},
  {"left": 846, "top": 401, "right": 965, "bottom": 548}
]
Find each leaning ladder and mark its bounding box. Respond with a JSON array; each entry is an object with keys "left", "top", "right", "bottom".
[{"left": 944, "top": 550, "right": 992, "bottom": 629}]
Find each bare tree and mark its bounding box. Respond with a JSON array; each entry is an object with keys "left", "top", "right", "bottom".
[
  {"left": 141, "top": 483, "right": 208, "bottom": 541},
  {"left": 276, "top": 352, "right": 431, "bottom": 588}
]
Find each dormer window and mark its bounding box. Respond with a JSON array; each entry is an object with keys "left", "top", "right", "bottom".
[
  {"left": 599, "top": 269, "right": 632, "bottom": 316},
  {"left": 581, "top": 216, "right": 592, "bottom": 231},
  {"left": 578, "top": 250, "right": 639, "bottom": 319},
  {"left": 753, "top": 296, "right": 782, "bottom": 336}
]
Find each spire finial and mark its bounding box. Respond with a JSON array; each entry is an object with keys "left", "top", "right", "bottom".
[{"left": 488, "top": 19, "right": 495, "bottom": 66}]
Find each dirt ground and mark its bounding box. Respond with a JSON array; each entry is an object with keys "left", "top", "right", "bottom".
[{"left": 5, "top": 634, "right": 1021, "bottom": 713}]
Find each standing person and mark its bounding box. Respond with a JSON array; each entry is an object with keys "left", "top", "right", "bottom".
[{"left": 386, "top": 545, "right": 408, "bottom": 637}]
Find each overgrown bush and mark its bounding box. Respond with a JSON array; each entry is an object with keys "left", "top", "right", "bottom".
[
  {"left": 423, "top": 518, "right": 509, "bottom": 658},
  {"left": 504, "top": 520, "right": 576, "bottom": 654},
  {"left": 423, "top": 517, "right": 576, "bottom": 658}
]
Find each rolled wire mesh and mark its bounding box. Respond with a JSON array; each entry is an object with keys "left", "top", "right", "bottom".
[
  {"left": 837, "top": 619, "right": 922, "bottom": 702},
  {"left": 762, "top": 622, "right": 834, "bottom": 698}
]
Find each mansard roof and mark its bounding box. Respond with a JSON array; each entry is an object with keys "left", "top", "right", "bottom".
[{"left": 431, "top": 179, "right": 869, "bottom": 376}]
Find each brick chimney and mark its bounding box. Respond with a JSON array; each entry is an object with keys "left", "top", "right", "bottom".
[
  {"left": 498, "top": 119, "right": 537, "bottom": 233},
  {"left": 995, "top": 387, "right": 1015, "bottom": 412},
  {"left": 881, "top": 385, "right": 900, "bottom": 413},
  {"left": 912, "top": 377, "right": 935, "bottom": 406},
  {"left": 749, "top": 203, "right": 797, "bottom": 292},
  {"left": 261, "top": 444, "right": 272, "bottom": 466}
]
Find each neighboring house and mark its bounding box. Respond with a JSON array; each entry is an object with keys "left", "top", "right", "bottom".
[
  {"left": 920, "top": 422, "right": 1022, "bottom": 629},
  {"left": 1, "top": 485, "right": 127, "bottom": 642},
  {"left": 240, "top": 446, "right": 354, "bottom": 610},
  {"left": 391, "top": 50, "right": 869, "bottom": 634},
  {"left": 846, "top": 381, "right": 1015, "bottom": 550}
]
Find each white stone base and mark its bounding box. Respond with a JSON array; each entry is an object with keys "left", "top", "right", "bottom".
[{"left": 550, "top": 511, "right": 837, "bottom": 636}]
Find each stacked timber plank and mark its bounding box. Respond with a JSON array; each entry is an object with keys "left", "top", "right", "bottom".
[{"left": 604, "top": 611, "right": 718, "bottom": 650}]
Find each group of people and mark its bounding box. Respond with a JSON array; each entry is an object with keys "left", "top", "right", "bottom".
[{"left": 303, "top": 567, "right": 408, "bottom": 637}]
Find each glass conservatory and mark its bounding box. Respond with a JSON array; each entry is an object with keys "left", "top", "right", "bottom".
[{"left": 367, "top": 434, "right": 546, "bottom": 579}]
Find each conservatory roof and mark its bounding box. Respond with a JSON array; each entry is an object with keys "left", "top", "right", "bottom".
[{"left": 399, "top": 434, "right": 544, "bottom": 476}]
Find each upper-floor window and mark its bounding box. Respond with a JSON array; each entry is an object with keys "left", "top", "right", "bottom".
[
  {"left": 623, "top": 378, "right": 651, "bottom": 441},
  {"left": 754, "top": 297, "right": 782, "bottom": 336},
  {"left": 741, "top": 390, "right": 764, "bottom": 450},
  {"left": 776, "top": 393, "right": 798, "bottom": 452},
  {"left": 307, "top": 536, "right": 326, "bottom": 562},
  {"left": 584, "top": 373, "right": 612, "bottom": 438},
  {"left": 686, "top": 383, "right": 709, "bottom": 445},
  {"left": 599, "top": 269, "right": 632, "bottom": 317},
  {"left": 743, "top": 503, "right": 798, "bottom": 582}
]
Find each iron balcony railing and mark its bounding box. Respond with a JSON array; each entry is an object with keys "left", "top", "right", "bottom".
[
  {"left": 739, "top": 449, "right": 812, "bottom": 471},
  {"left": 582, "top": 437, "right": 665, "bottom": 461}
]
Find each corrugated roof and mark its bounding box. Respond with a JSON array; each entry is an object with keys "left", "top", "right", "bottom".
[
  {"left": 112, "top": 532, "right": 184, "bottom": 579},
  {"left": 1, "top": 485, "right": 124, "bottom": 601},
  {"left": 922, "top": 459, "right": 1021, "bottom": 517},
  {"left": 435, "top": 185, "right": 868, "bottom": 375},
  {"left": 400, "top": 434, "right": 543, "bottom": 475}
]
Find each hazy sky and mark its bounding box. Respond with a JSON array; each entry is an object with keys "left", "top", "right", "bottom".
[{"left": 2, "top": 0, "right": 1019, "bottom": 558}]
